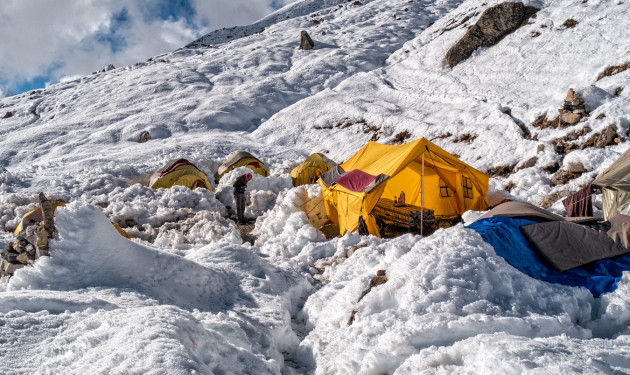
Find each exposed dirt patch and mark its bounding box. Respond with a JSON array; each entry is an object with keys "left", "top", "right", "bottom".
[
  {"left": 430, "top": 132, "right": 452, "bottom": 141},
  {"left": 236, "top": 221, "right": 256, "bottom": 245},
  {"left": 391, "top": 130, "right": 412, "bottom": 144},
  {"left": 562, "top": 19, "right": 579, "bottom": 28},
  {"left": 596, "top": 62, "right": 630, "bottom": 81},
  {"left": 486, "top": 164, "right": 516, "bottom": 177},
  {"left": 452, "top": 133, "right": 477, "bottom": 143},
  {"left": 320, "top": 222, "right": 340, "bottom": 239}
]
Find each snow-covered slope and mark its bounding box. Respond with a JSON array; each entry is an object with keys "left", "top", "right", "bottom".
[{"left": 2, "top": 0, "right": 630, "bottom": 373}]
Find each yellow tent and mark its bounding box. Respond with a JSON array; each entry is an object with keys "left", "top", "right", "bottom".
[
  {"left": 318, "top": 138, "right": 489, "bottom": 237},
  {"left": 216, "top": 151, "right": 269, "bottom": 182},
  {"left": 291, "top": 153, "right": 336, "bottom": 186},
  {"left": 149, "top": 159, "right": 211, "bottom": 190}
]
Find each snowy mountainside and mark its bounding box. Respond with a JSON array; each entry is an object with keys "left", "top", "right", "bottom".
[
  {"left": 2, "top": 0, "right": 630, "bottom": 373},
  {"left": 257, "top": 0, "right": 630, "bottom": 202},
  {"left": 0, "top": 0, "right": 465, "bottom": 177}
]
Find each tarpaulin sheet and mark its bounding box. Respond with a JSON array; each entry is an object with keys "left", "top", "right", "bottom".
[{"left": 468, "top": 216, "right": 630, "bottom": 297}]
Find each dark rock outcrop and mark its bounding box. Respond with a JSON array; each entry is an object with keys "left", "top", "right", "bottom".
[
  {"left": 487, "top": 164, "right": 516, "bottom": 177},
  {"left": 551, "top": 170, "right": 583, "bottom": 186},
  {"left": 138, "top": 130, "right": 151, "bottom": 143},
  {"left": 299, "top": 31, "right": 314, "bottom": 50},
  {"left": 445, "top": 2, "right": 538, "bottom": 67}
]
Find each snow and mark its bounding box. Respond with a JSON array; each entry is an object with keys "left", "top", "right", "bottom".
[{"left": 2, "top": 0, "right": 630, "bottom": 373}]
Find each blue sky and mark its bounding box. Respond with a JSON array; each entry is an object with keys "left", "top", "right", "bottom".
[{"left": 0, "top": 0, "right": 291, "bottom": 96}]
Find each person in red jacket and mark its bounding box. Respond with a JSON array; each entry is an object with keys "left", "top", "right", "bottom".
[{"left": 233, "top": 173, "right": 252, "bottom": 223}]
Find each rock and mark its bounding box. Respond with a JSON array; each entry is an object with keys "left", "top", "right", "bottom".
[
  {"left": 566, "top": 161, "right": 587, "bottom": 173},
  {"left": 358, "top": 270, "right": 388, "bottom": 302},
  {"left": 518, "top": 156, "right": 537, "bottom": 170},
  {"left": 3, "top": 250, "right": 19, "bottom": 263},
  {"left": 540, "top": 190, "right": 571, "bottom": 209},
  {"left": 101, "top": 64, "right": 116, "bottom": 72},
  {"left": 565, "top": 88, "right": 580, "bottom": 103},
  {"left": 559, "top": 111, "right": 581, "bottom": 124},
  {"left": 16, "top": 252, "right": 30, "bottom": 265},
  {"left": 551, "top": 170, "right": 582, "bottom": 186},
  {"left": 543, "top": 162, "right": 561, "bottom": 174},
  {"left": 486, "top": 164, "right": 516, "bottom": 177},
  {"left": 2, "top": 111, "right": 12, "bottom": 119},
  {"left": 36, "top": 246, "right": 49, "bottom": 258},
  {"left": 39, "top": 193, "right": 55, "bottom": 234},
  {"left": 138, "top": 130, "right": 151, "bottom": 143},
  {"left": 36, "top": 225, "right": 51, "bottom": 252},
  {"left": 347, "top": 309, "right": 357, "bottom": 326},
  {"left": 299, "top": 31, "right": 314, "bottom": 50},
  {"left": 596, "top": 125, "right": 619, "bottom": 148},
  {"left": 2, "top": 260, "right": 25, "bottom": 275},
  {"left": 562, "top": 19, "right": 579, "bottom": 28},
  {"left": 537, "top": 144, "right": 545, "bottom": 154},
  {"left": 445, "top": 3, "right": 538, "bottom": 67},
  {"left": 581, "top": 125, "right": 619, "bottom": 149}
]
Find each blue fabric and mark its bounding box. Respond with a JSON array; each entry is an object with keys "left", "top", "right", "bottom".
[{"left": 468, "top": 216, "right": 630, "bottom": 297}]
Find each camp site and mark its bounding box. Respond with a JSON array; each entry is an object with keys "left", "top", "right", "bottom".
[{"left": 2, "top": 0, "right": 630, "bottom": 373}]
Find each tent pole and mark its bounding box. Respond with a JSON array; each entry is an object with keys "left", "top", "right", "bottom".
[{"left": 421, "top": 152, "right": 424, "bottom": 236}]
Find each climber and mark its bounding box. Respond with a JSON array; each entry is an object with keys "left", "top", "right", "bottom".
[{"left": 233, "top": 173, "right": 252, "bottom": 224}]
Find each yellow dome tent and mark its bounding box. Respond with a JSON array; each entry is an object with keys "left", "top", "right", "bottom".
[
  {"left": 149, "top": 159, "right": 211, "bottom": 190},
  {"left": 291, "top": 153, "right": 336, "bottom": 186},
  {"left": 318, "top": 138, "right": 489, "bottom": 237},
  {"left": 215, "top": 151, "right": 269, "bottom": 182}
]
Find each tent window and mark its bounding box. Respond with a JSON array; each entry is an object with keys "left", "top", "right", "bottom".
[
  {"left": 463, "top": 177, "right": 473, "bottom": 199},
  {"left": 439, "top": 179, "right": 450, "bottom": 197}
]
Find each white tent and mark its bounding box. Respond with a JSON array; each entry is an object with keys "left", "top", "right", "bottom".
[{"left": 593, "top": 148, "right": 630, "bottom": 219}]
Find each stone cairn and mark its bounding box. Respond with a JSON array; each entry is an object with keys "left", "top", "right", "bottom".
[
  {"left": 558, "top": 88, "right": 589, "bottom": 126},
  {"left": 1, "top": 193, "right": 56, "bottom": 276}
]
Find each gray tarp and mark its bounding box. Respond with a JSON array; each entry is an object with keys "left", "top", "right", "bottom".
[
  {"left": 593, "top": 148, "right": 630, "bottom": 219},
  {"left": 520, "top": 215, "right": 630, "bottom": 272},
  {"left": 477, "top": 201, "right": 566, "bottom": 222},
  {"left": 320, "top": 165, "right": 346, "bottom": 187},
  {"left": 477, "top": 201, "right": 599, "bottom": 223}
]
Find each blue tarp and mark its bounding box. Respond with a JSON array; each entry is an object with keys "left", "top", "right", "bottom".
[{"left": 468, "top": 216, "right": 630, "bottom": 297}]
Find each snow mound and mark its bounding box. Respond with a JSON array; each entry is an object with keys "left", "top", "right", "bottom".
[
  {"left": 297, "top": 226, "right": 602, "bottom": 374},
  {"left": 254, "top": 184, "right": 326, "bottom": 259},
  {"left": 1, "top": 203, "right": 312, "bottom": 374}
]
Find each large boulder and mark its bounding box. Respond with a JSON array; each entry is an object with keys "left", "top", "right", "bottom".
[
  {"left": 445, "top": 2, "right": 538, "bottom": 67},
  {"left": 299, "top": 31, "right": 314, "bottom": 50}
]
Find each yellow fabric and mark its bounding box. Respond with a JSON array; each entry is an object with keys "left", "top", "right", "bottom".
[
  {"left": 150, "top": 165, "right": 211, "bottom": 191},
  {"left": 216, "top": 157, "right": 269, "bottom": 181},
  {"left": 112, "top": 222, "right": 131, "bottom": 239},
  {"left": 291, "top": 153, "right": 334, "bottom": 186},
  {"left": 322, "top": 138, "right": 489, "bottom": 237},
  {"left": 14, "top": 203, "right": 67, "bottom": 234}
]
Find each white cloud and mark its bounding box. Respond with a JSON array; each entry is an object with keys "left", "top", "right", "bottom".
[{"left": 0, "top": 0, "right": 294, "bottom": 93}]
